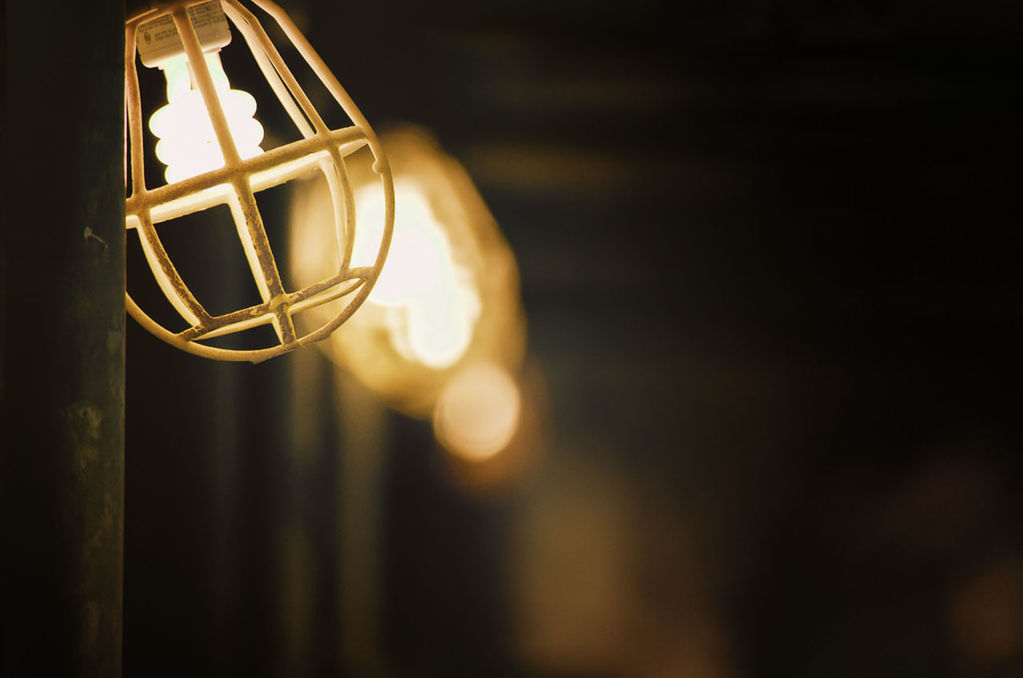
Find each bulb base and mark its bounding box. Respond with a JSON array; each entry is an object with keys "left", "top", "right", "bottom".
[{"left": 136, "top": 0, "right": 230, "bottom": 68}]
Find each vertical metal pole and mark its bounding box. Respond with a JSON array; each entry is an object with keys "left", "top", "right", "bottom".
[{"left": 1, "top": 0, "right": 125, "bottom": 676}]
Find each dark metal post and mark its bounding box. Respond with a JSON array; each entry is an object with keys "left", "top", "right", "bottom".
[{"left": 1, "top": 0, "right": 126, "bottom": 675}]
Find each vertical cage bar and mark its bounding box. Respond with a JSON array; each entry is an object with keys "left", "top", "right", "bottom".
[
  {"left": 135, "top": 211, "right": 208, "bottom": 325},
  {"left": 256, "top": 0, "right": 395, "bottom": 285},
  {"left": 171, "top": 6, "right": 243, "bottom": 166},
  {"left": 224, "top": 0, "right": 329, "bottom": 135},
  {"left": 173, "top": 4, "right": 295, "bottom": 343},
  {"left": 222, "top": 2, "right": 315, "bottom": 139},
  {"left": 124, "top": 22, "right": 147, "bottom": 197}
]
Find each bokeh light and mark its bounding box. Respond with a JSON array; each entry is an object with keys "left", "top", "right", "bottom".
[
  {"left": 289, "top": 126, "right": 526, "bottom": 417},
  {"left": 433, "top": 363, "right": 521, "bottom": 462},
  {"left": 351, "top": 180, "right": 481, "bottom": 368}
]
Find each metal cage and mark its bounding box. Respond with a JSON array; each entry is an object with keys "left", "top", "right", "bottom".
[{"left": 125, "top": 0, "right": 394, "bottom": 362}]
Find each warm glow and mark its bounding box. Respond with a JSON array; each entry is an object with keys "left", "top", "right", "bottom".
[
  {"left": 287, "top": 127, "right": 525, "bottom": 410},
  {"left": 353, "top": 180, "right": 481, "bottom": 369},
  {"left": 434, "top": 364, "right": 521, "bottom": 462},
  {"left": 149, "top": 52, "right": 264, "bottom": 183}
]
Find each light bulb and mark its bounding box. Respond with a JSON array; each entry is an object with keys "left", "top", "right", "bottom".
[
  {"left": 404, "top": 293, "right": 476, "bottom": 368},
  {"left": 351, "top": 180, "right": 481, "bottom": 369},
  {"left": 288, "top": 127, "right": 526, "bottom": 415},
  {"left": 125, "top": 0, "right": 394, "bottom": 362},
  {"left": 150, "top": 52, "right": 264, "bottom": 183}
]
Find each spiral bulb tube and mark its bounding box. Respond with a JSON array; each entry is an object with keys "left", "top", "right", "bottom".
[{"left": 149, "top": 52, "right": 264, "bottom": 184}]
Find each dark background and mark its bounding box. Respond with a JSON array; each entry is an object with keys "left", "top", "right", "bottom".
[{"left": 119, "top": 1, "right": 1023, "bottom": 676}]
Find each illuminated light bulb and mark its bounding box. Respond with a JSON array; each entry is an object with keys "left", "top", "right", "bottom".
[
  {"left": 433, "top": 363, "right": 521, "bottom": 462},
  {"left": 289, "top": 127, "right": 525, "bottom": 415},
  {"left": 404, "top": 292, "right": 477, "bottom": 368},
  {"left": 150, "top": 53, "right": 264, "bottom": 183},
  {"left": 125, "top": 0, "right": 393, "bottom": 362},
  {"left": 352, "top": 182, "right": 450, "bottom": 306},
  {"left": 351, "top": 179, "right": 481, "bottom": 368}
]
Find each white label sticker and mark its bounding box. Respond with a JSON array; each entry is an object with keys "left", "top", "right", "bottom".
[{"left": 137, "top": 0, "right": 231, "bottom": 67}]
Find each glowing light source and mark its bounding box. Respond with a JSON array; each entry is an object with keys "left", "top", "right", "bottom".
[
  {"left": 150, "top": 53, "right": 264, "bottom": 183},
  {"left": 352, "top": 180, "right": 481, "bottom": 368},
  {"left": 434, "top": 363, "right": 521, "bottom": 462},
  {"left": 289, "top": 127, "right": 526, "bottom": 415},
  {"left": 125, "top": 0, "right": 393, "bottom": 362}
]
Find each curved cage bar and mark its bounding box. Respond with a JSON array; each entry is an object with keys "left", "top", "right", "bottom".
[{"left": 125, "top": 0, "right": 393, "bottom": 362}]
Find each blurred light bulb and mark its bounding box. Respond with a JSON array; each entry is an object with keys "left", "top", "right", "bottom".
[
  {"left": 404, "top": 294, "right": 475, "bottom": 368},
  {"left": 352, "top": 179, "right": 481, "bottom": 369},
  {"left": 434, "top": 363, "right": 521, "bottom": 462},
  {"left": 288, "top": 127, "right": 525, "bottom": 412},
  {"left": 150, "top": 52, "right": 264, "bottom": 183}
]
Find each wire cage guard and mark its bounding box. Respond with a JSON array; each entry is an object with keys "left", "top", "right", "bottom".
[{"left": 125, "top": 0, "right": 394, "bottom": 362}]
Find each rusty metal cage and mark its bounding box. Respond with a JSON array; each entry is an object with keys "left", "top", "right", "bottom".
[{"left": 125, "top": 0, "right": 394, "bottom": 362}]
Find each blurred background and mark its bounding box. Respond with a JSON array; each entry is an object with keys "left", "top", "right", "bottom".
[{"left": 123, "top": 1, "right": 1023, "bottom": 676}]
